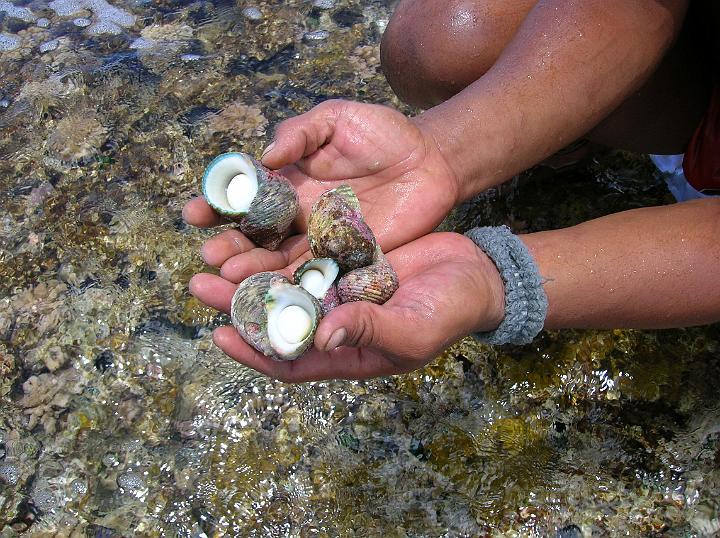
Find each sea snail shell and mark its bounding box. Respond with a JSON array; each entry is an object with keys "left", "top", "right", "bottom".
[
  {"left": 307, "top": 184, "right": 376, "bottom": 272},
  {"left": 230, "top": 272, "right": 322, "bottom": 361},
  {"left": 202, "top": 152, "right": 298, "bottom": 250},
  {"left": 293, "top": 257, "right": 341, "bottom": 315}
]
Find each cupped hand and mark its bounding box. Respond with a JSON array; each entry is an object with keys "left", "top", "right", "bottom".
[
  {"left": 183, "top": 99, "right": 460, "bottom": 282},
  {"left": 189, "top": 232, "right": 505, "bottom": 382}
]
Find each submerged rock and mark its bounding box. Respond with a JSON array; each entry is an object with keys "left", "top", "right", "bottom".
[
  {"left": 302, "top": 30, "right": 330, "bottom": 43},
  {"left": 241, "top": 7, "right": 262, "bottom": 21},
  {"left": 0, "top": 461, "right": 21, "bottom": 485}
]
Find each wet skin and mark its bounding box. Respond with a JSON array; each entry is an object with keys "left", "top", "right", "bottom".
[{"left": 382, "top": 0, "right": 712, "bottom": 154}]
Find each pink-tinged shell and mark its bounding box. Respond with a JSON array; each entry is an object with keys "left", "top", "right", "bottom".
[
  {"left": 238, "top": 167, "right": 298, "bottom": 251},
  {"left": 320, "top": 284, "right": 341, "bottom": 315},
  {"left": 293, "top": 257, "right": 340, "bottom": 315},
  {"left": 307, "top": 185, "right": 376, "bottom": 272},
  {"left": 337, "top": 258, "right": 399, "bottom": 305}
]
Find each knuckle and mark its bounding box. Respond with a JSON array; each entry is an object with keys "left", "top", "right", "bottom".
[
  {"left": 349, "top": 305, "right": 377, "bottom": 348},
  {"left": 218, "top": 261, "right": 238, "bottom": 282}
]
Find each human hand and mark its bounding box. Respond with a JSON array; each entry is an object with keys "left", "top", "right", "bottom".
[
  {"left": 190, "top": 232, "right": 505, "bottom": 382},
  {"left": 183, "top": 99, "right": 460, "bottom": 282}
]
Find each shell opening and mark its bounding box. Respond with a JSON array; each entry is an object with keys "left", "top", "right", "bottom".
[
  {"left": 296, "top": 258, "right": 340, "bottom": 299},
  {"left": 203, "top": 153, "right": 259, "bottom": 214},
  {"left": 266, "top": 285, "right": 319, "bottom": 357}
]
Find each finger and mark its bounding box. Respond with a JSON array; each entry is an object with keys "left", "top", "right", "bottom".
[
  {"left": 182, "top": 197, "right": 226, "bottom": 228},
  {"left": 201, "top": 229, "right": 256, "bottom": 267},
  {"left": 189, "top": 273, "right": 236, "bottom": 313},
  {"left": 314, "top": 300, "right": 419, "bottom": 355},
  {"left": 213, "top": 326, "right": 398, "bottom": 382},
  {"left": 218, "top": 235, "right": 311, "bottom": 283},
  {"left": 261, "top": 100, "right": 343, "bottom": 170}
]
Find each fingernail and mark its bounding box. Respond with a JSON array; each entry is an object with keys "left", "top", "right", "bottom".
[
  {"left": 261, "top": 141, "right": 276, "bottom": 160},
  {"left": 324, "top": 328, "right": 346, "bottom": 351}
]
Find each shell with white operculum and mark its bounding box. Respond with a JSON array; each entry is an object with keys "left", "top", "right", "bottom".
[
  {"left": 230, "top": 272, "right": 322, "bottom": 361},
  {"left": 202, "top": 152, "right": 298, "bottom": 250},
  {"left": 293, "top": 257, "right": 341, "bottom": 315}
]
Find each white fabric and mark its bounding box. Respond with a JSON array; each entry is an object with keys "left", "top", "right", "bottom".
[{"left": 649, "top": 154, "right": 711, "bottom": 202}]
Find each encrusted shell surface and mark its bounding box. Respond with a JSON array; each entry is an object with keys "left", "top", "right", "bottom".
[
  {"left": 202, "top": 152, "right": 298, "bottom": 250},
  {"left": 307, "top": 185, "right": 375, "bottom": 272},
  {"left": 319, "top": 285, "right": 341, "bottom": 315},
  {"left": 230, "top": 272, "right": 321, "bottom": 361},
  {"left": 238, "top": 168, "right": 298, "bottom": 250},
  {"left": 337, "top": 253, "right": 399, "bottom": 305}
]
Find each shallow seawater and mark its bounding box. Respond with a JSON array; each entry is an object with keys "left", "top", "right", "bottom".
[{"left": 1, "top": 0, "right": 719, "bottom": 536}]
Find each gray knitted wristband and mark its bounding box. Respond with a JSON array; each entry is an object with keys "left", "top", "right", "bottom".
[{"left": 464, "top": 225, "right": 548, "bottom": 345}]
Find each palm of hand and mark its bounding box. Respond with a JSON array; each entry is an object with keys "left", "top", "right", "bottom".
[
  {"left": 184, "top": 100, "right": 459, "bottom": 284},
  {"left": 198, "top": 233, "right": 503, "bottom": 382},
  {"left": 182, "top": 101, "right": 491, "bottom": 381}
]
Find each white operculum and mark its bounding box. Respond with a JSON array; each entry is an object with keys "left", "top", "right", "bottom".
[
  {"left": 297, "top": 258, "right": 339, "bottom": 299},
  {"left": 266, "top": 285, "right": 318, "bottom": 358},
  {"left": 226, "top": 173, "right": 257, "bottom": 211},
  {"left": 205, "top": 153, "right": 259, "bottom": 213},
  {"left": 299, "top": 269, "right": 325, "bottom": 297},
  {"left": 276, "top": 305, "right": 312, "bottom": 344}
]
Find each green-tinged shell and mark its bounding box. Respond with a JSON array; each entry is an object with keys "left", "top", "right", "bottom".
[
  {"left": 328, "top": 183, "right": 361, "bottom": 212},
  {"left": 230, "top": 272, "right": 321, "bottom": 361},
  {"left": 202, "top": 152, "right": 298, "bottom": 250},
  {"left": 337, "top": 254, "right": 399, "bottom": 305},
  {"left": 307, "top": 185, "right": 376, "bottom": 272},
  {"left": 202, "top": 152, "right": 260, "bottom": 218}
]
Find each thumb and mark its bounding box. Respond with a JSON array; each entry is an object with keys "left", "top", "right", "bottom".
[
  {"left": 315, "top": 301, "right": 401, "bottom": 353},
  {"left": 260, "top": 100, "right": 344, "bottom": 173}
]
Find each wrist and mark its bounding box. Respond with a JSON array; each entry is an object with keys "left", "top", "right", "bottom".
[
  {"left": 471, "top": 244, "right": 506, "bottom": 332},
  {"left": 413, "top": 115, "right": 468, "bottom": 206},
  {"left": 414, "top": 93, "right": 518, "bottom": 201},
  {"left": 465, "top": 226, "right": 548, "bottom": 345}
]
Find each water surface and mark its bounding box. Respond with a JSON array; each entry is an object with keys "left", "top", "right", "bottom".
[{"left": 1, "top": 0, "right": 719, "bottom": 535}]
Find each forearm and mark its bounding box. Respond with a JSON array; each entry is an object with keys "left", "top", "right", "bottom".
[
  {"left": 415, "top": 0, "right": 688, "bottom": 201},
  {"left": 520, "top": 199, "right": 720, "bottom": 329}
]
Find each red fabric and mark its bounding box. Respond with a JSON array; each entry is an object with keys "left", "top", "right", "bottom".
[{"left": 683, "top": 85, "right": 720, "bottom": 193}]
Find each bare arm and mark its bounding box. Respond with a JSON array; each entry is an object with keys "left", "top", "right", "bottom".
[
  {"left": 521, "top": 199, "right": 720, "bottom": 329},
  {"left": 416, "top": 0, "right": 689, "bottom": 200}
]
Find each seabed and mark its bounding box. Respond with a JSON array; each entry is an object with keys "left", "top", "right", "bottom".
[{"left": 1, "top": 0, "right": 719, "bottom": 535}]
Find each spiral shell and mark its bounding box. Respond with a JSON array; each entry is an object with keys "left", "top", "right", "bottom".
[
  {"left": 202, "top": 152, "right": 298, "bottom": 250},
  {"left": 307, "top": 185, "right": 376, "bottom": 272},
  {"left": 294, "top": 258, "right": 341, "bottom": 315},
  {"left": 230, "top": 272, "right": 322, "bottom": 361},
  {"left": 337, "top": 252, "right": 399, "bottom": 305}
]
